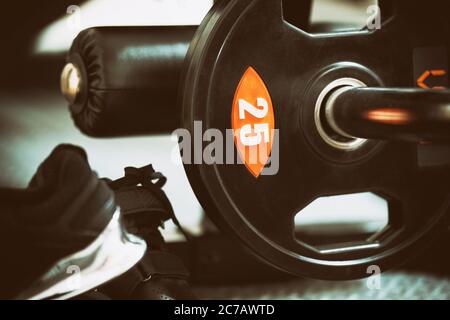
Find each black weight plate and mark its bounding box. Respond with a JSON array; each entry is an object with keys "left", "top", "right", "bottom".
[{"left": 180, "top": 0, "right": 450, "bottom": 279}]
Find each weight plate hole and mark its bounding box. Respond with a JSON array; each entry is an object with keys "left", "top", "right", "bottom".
[
  {"left": 314, "top": 78, "right": 368, "bottom": 151},
  {"left": 283, "top": 0, "right": 379, "bottom": 34},
  {"left": 294, "top": 192, "right": 390, "bottom": 254}
]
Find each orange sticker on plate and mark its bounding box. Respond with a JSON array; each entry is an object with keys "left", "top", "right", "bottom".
[{"left": 232, "top": 67, "right": 275, "bottom": 178}]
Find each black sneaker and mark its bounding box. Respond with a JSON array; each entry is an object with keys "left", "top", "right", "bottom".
[
  {"left": 0, "top": 145, "right": 146, "bottom": 299},
  {"left": 100, "top": 165, "right": 195, "bottom": 300}
]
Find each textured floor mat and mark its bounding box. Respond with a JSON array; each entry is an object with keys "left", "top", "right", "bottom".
[{"left": 194, "top": 272, "right": 450, "bottom": 300}]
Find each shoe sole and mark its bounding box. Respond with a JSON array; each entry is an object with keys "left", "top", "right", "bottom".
[{"left": 17, "top": 209, "right": 147, "bottom": 300}]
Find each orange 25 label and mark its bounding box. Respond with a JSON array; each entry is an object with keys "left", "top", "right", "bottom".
[{"left": 232, "top": 67, "right": 275, "bottom": 178}]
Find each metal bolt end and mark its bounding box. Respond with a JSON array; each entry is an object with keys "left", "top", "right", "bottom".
[{"left": 60, "top": 63, "right": 82, "bottom": 104}]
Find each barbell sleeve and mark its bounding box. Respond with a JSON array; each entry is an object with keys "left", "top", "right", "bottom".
[{"left": 327, "top": 87, "right": 450, "bottom": 143}]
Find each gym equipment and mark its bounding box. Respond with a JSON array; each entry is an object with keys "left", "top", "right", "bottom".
[
  {"left": 61, "top": 18, "right": 351, "bottom": 136},
  {"left": 179, "top": 0, "right": 450, "bottom": 280},
  {"left": 62, "top": 26, "right": 195, "bottom": 136},
  {"left": 62, "top": 1, "right": 450, "bottom": 280}
]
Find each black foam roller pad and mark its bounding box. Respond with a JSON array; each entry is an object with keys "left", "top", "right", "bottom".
[{"left": 67, "top": 26, "right": 195, "bottom": 137}]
